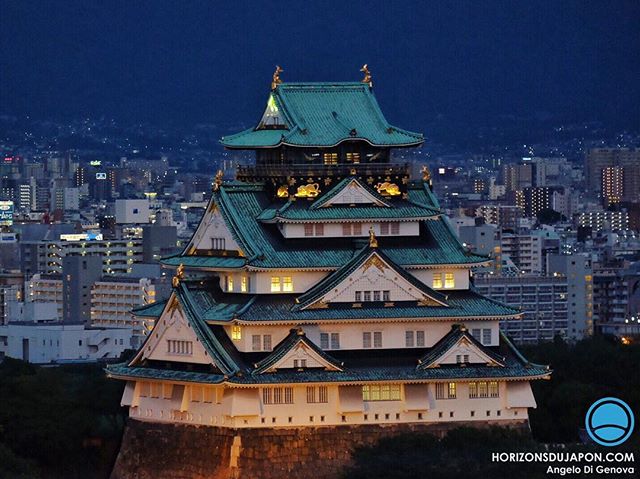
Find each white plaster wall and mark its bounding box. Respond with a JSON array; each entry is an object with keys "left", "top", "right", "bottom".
[{"left": 282, "top": 221, "right": 420, "bottom": 239}]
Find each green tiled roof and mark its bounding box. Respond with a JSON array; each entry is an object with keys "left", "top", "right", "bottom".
[
  {"left": 161, "top": 255, "right": 247, "bottom": 269},
  {"left": 174, "top": 282, "right": 520, "bottom": 323},
  {"left": 253, "top": 328, "right": 343, "bottom": 374},
  {"left": 106, "top": 363, "right": 226, "bottom": 384},
  {"left": 131, "top": 300, "right": 167, "bottom": 317},
  {"left": 165, "top": 181, "right": 487, "bottom": 270},
  {"left": 293, "top": 245, "right": 447, "bottom": 310},
  {"left": 221, "top": 83, "right": 423, "bottom": 149},
  {"left": 417, "top": 324, "right": 506, "bottom": 368}
]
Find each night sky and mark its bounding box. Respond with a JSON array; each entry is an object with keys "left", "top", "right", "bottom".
[{"left": 1, "top": 0, "right": 639, "bottom": 130}]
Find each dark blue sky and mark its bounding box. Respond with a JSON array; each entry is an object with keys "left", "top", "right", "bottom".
[{"left": 1, "top": 0, "right": 638, "bottom": 130}]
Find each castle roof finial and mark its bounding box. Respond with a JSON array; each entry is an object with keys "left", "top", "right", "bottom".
[
  {"left": 369, "top": 226, "right": 378, "bottom": 248},
  {"left": 360, "top": 64, "right": 372, "bottom": 87},
  {"left": 271, "top": 65, "right": 283, "bottom": 90},
  {"left": 172, "top": 263, "right": 184, "bottom": 288}
]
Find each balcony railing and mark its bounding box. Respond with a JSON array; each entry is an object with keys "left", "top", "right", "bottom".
[{"left": 236, "top": 162, "right": 412, "bottom": 180}]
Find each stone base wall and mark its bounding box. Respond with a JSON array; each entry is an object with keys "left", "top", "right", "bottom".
[{"left": 111, "top": 418, "right": 529, "bottom": 479}]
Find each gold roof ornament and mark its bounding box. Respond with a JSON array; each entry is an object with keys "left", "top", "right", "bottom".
[
  {"left": 271, "top": 65, "right": 283, "bottom": 90},
  {"left": 294, "top": 183, "right": 320, "bottom": 198},
  {"left": 276, "top": 185, "right": 289, "bottom": 198},
  {"left": 360, "top": 64, "right": 372, "bottom": 87},
  {"left": 376, "top": 181, "right": 401, "bottom": 196},
  {"left": 172, "top": 263, "right": 185, "bottom": 288},
  {"left": 421, "top": 165, "right": 432, "bottom": 182},
  {"left": 212, "top": 170, "right": 223, "bottom": 191},
  {"left": 369, "top": 226, "right": 378, "bottom": 248}
]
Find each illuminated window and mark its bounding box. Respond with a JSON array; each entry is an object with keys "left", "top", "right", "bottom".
[
  {"left": 231, "top": 326, "right": 242, "bottom": 340},
  {"left": 241, "top": 276, "right": 248, "bottom": 292},
  {"left": 271, "top": 277, "right": 281, "bottom": 292},
  {"left": 323, "top": 153, "right": 338, "bottom": 165},
  {"left": 489, "top": 381, "right": 499, "bottom": 398},
  {"left": 204, "top": 388, "right": 215, "bottom": 403},
  {"left": 362, "top": 384, "right": 401, "bottom": 401},
  {"left": 448, "top": 382, "right": 457, "bottom": 398},
  {"left": 226, "top": 275, "right": 234, "bottom": 292},
  {"left": 432, "top": 273, "right": 443, "bottom": 289},
  {"left": 444, "top": 272, "right": 455, "bottom": 288},
  {"left": 469, "top": 382, "right": 478, "bottom": 398},
  {"left": 436, "top": 382, "right": 456, "bottom": 399},
  {"left": 282, "top": 277, "right": 293, "bottom": 292},
  {"left": 346, "top": 152, "right": 360, "bottom": 163}
]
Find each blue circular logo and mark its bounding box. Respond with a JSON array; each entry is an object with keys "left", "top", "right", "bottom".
[{"left": 585, "top": 397, "right": 635, "bottom": 447}]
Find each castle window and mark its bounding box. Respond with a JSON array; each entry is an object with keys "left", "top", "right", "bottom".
[
  {"left": 304, "top": 224, "right": 314, "bottom": 236},
  {"left": 262, "top": 387, "right": 294, "bottom": 405},
  {"left": 448, "top": 382, "right": 457, "bottom": 398},
  {"left": 355, "top": 291, "right": 362, "bottom": 302},
  {"left": 320, "top": 333, "right": 329, "bottom": 349},
  {"left": 444, "top": 272, "right": 455, "bottom": 288},
  {"left": 139, "top": 382, "right": 150, "bottom": 397},
  {"left": 489, "top": 381, "right": 499, "bottom": 398},
  {"left": 373, "top": 291, "right": 381, "bottom": 301},
  {"left": 191, "top": 386, "right": 203, "bottom": 402},
  {"left": 363, "top": 332, "right": 371, "bottom": 348},
  {"left": 331, "top": 333, "right": 340, "bottom": 349},
  {"left": 405, "top": 330, "right": 414, "bottom": 347},
  {"left": 363, "top": 291, "right": 371, "bottom": 302},
  {"left": 211, "top": 237, "right": 225, "bottom": 250},
  {"left": 436, "top": 382, "right": 456, "bottom": 399},
  {"left": 432, "top": 273, "right": 443, "bottom": 289},
  {"left": 225, "top": 275, "right": 234, "bottom": 292},
  {"left": 231, "top": 326, "right": 242, "bottom": 340},
  {"left": 343, "top": 224, "right": 352, "bottom": 236},
  {"left": 469, "top": 382, "right": 478, "bottom": 398},
  {"left": 263, "top": 335, "right": 272, "bottom": 351},
  {"left": 162, "top": 384, "right": 173, "bottom": 399},
  {"left": 382, "top": 290, "right": 390, "bottom": 301},
  {"left": 362, "top": 384, "right": 401, "bottom": 401},
  {"left": 373, "top": 331, "right": 382, "bottom": 348},
  {"left": 150, "top": 383, "right": 161, "bottom": 398},
  {"left": 282, "top": 277, "right": 293, "bottom": 292},
  {"left": 315, "top": 224, "right": 324, "bottom": 236},
  {"left": 270, "top": 277, "right": 281, "bottom": 292},
  {"left": 320, "top": 332, "right": 340, "bottom": 350},
  {"left": 293, "top": 359, "right": 307, "bottom": 369},
  {"left": 390, "top": 223, "right": 400, "bottom": 235},
  {"left": 346, "top": 152, "right": 360, "bottom": 163},
  {"left": 352, "top": 223, "right": 362, "bottom": 235},
  {"left": 252, "top": 335, "right": 261, "bottom": 351},
  {"left": 167, "top": 340, "right": 193, "bottom": 355},
  {"left": 482, "top": 328, "right": 492, "bottom": 345},
  {"left": 478, "top": 381, "right": 488, "bottom": 398},
  {"left": 380, "top": 223, "right": 389, "bottom": 235},
  {"left": 204, "top": 388, "right": 215, "bottom": 403},
  {"left": 241, "top": 276, "right": 249, "bottom": 292},
  {"left": 306, "top": 386, "right": 328, "bottom": 403},
  {"left": 323, "top": 153, "right": 338, "bottom": 165},
  {"left": 416, "top": 330, "right": 425, "bottom": 347}
]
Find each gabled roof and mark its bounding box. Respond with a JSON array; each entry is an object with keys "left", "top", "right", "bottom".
[
  {"left": 131, "top": 300, "right": 168, "bottom": 317},
  {"left": 294, "top": 244, "right": 448, "bottom": 311},
  {"left": 221, "top": 82, "right": 424, "bottom": 149},
  {"left": 417, "top": 324, "right": 506, "bottom": 369},
  {"left": 310, "top": 176, "right": 391, "bottom": 209},
  {"left": 253, "top": 328, "right": 343, "bottom": 374}
]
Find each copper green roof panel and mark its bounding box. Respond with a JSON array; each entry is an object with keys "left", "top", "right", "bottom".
[
  {"left": 161, "top": 255, "right": 247, "bottom": 269},
  {"left": 131, "top": 300, "right": 167, "bottom": 317},
  {"left": 221, "top": 83, "right": 423, "bottom": 149}
]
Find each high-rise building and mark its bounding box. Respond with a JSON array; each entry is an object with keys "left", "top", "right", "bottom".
[
  {"left": 601, "top": 166, "right": 624, "bottom": 207},
  {"left": 62, "top": 255, "right": 103, "bottom": 325},
  {"left": 585, "top": 148, "right": 640, "bottom": 203}
]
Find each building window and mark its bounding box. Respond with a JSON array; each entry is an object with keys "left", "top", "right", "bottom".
[
  {"left": 315, "top": 224, "right": 324, "bottom": 236},
  {"left": 363, "top": 291, "right": 371, "bottom": 302},
  {"left": 304, "top": 224, "right": 314, "bottom": 236},
  {"left": 390, "top": 223, "right": 400, "bottom": 235},
  {"left": 432, "top": 273, "right": 443, "bottom": 289},
  {"left": 346, "top": 152, "right": 360, "bottom": 163},
  {"left": 479, "top": 381, "right": 488, "bottom": 398},
  {"left": 263, "top": 387, "right": 294, "bottom": 405},
  {"left": 343, "top": 224, "right": 352, "bottom": 236},
  {"left": 444, "top": 272, "right": 455, "bottom": 289},
  {"left": 211, "top": 237, "right": 225, "bottom": 250},
  {"left": 373, "top": 291, "right": 381, "bottom": 301},
  {"left": 373, "top": 331, "right": 382, "bottom": 348},
  {"left": 363, "top": 332, "right": 371, "bottom": 348},
  {"left": 416, "top": 330, "right": 425, "bottom": 347},
  {"left": 382, "top": 290, "right": 390, "bottom": 301},
  {"left": 231, "top": 326, "right": 242, "bottom": 340},
  {"left": 241, "top": 276, "right": 249, "bottom": 292},
  {"left": 263, "top": 335, "right": 272, "bottom": 351},
  {"left": 362, "top": 384, "right": 401, "bottom": 401},
  {"left": 355, "top": 291, "right": 362, "bottom": 302},
  {"left": 482, "top": 328, "right": 492, "bottom": 345},
  {"left": 225, "top": 275, "right": 234, "bottom": 292},
  {"left": 320, "top": 333, "right": 329, "bottom": 349},
  {"left": 436, "top": 382, "right": 456, "bottom": 399},
  {"left": 167, "top": 340, "right": 193, "bottom": 355},
  {"left": 353, "top": 223, "right": 362, "bottom": 235},
  {"left": 139, "top": 382, "right": 150, "bottom": 397},
  {"left": 150, "top": 382, "right": 161, "bottom": 398},
  {"left": 307, "top": 386, "right": 329, "bottom": 403},
  {"left": 469, "top": 382, "right": 478, "bottom": 398},
  {"left": 252, "top": 335, "right": 261, "bottom": 351},
  {"left": 204, "top": 388, "right": 215, "bottom": 403},
  {"left": 162, "top": 384, "right": 173, "bottom": 399},
  {"left": 405, "top": 330, "right": 415, "bottom": 347},
  {"left": 323, "top": 153, "right": 338, "bottom": 165},
  {"left": 330, "top": 333, "right": 340, "bottom": 350},
  {"left": 489, "top": 381, "right": 499, "bottom": 398},
  {"left": 471, "top": 328, "right": 481, "bottom": 342},
  {"left": 320, "top": 332, "right": 340, "bottom": 350},
  {"left": 271, "top": 277, "right": 280, "bottom": 292},
  {"left": 191, "top": 386, "right": 203, "bottom": 402},
  {"left": 282, "top": 277, "right": 293, "bottom": 292},
  {"left": 380, "top": 223, "right": 389, "bottom": 235}
]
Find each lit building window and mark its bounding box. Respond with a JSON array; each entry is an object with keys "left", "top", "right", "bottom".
[
  {"left": 444, "top": 272, "right": 455, "bottom": 288},
  {"left": 226, "top": 275, "right": 234, "bottom": 292},
  {"left": 436, "top": 382, "right": 457, "bottom": 399},
  {"left": 323, "top": 153, "right": 338, "bottom": 165},
  {"left": 346, "top": 152, "right": 360, "bottom": 163},
  {"left": 448, "top": 382, "right": 457, "bottom": 398},
  {"left": 432, "top": 273, "right": 443, "bottom": 289},
  {"left": 362, "top": 384, "right": 401, "bottom": 401},
  {"left": 231, "top": 326, "right": 242, "bottom": 340},
  {"left": 271, "top": 277, "right": 281, "bottom": 292},
  {"left": 241, "top": 276, "right": 248, "bottom": 292},
  {"left": 282, "top": 277, "right": 293, "bottom": 292}
]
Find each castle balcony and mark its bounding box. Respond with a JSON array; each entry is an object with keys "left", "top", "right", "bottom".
[{"left": 236, "top": 162, "right": 411, "bottom": 181}]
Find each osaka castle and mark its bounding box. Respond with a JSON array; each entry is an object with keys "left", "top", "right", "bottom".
[{"left": 107, "top": 67, "right": 550, "bottom": 431}]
